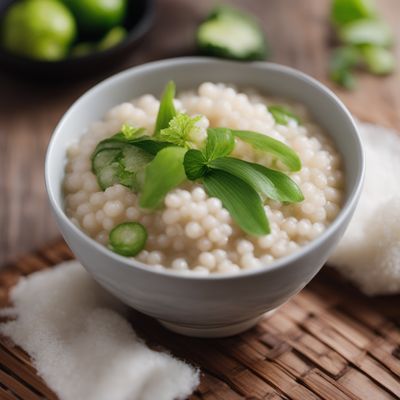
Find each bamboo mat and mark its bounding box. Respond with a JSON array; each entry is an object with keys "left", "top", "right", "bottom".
[{"left": 0, "top": 240, "right": 399, "bottom": 400}]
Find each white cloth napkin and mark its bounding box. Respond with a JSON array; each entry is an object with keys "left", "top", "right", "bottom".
[
  {"left": 329, "top": 121, "right": 400, "bottom": 295},
  {"left": 0, "top": 261, "right": 199, "bottom": 400}
]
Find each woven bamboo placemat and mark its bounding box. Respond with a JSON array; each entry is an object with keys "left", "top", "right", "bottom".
[{"left": 0, "top": 240, "right": 399, "bottom": 400}]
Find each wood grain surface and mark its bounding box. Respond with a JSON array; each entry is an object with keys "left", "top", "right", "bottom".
[
  {"left": 1, "top": 0, "right": 400, "bottom": 266},
  {"left": 1, "top": 241, "right": 400, "bottom": 399}
]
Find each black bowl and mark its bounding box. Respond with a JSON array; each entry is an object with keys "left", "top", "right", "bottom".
[{"left": 0, "top": 0, "right": 155, "bottom": 78}]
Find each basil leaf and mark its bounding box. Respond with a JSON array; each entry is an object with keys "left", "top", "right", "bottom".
[
  {"left": 204, "top": 128, "right": 235, "bottom": 161},
  {"left": 183, "top": 149, "right": 208, "bottom": 180},
  {"left": 203, "top": 170, "right": 270, "bottom": 236},
  {"left": 154, "top": 81, "right": 177, "bottom": 135},
  {"left": 209, "top": 157, "right": 280, "bottom": 201},
  {"left": 268, "top": 105, "right": 301, "bottom": 125},
  {"left": 140, "top": 147, "right": 187, "bottom": 209},
  {"left": 232, "top": 129, "right": 302, "bottom": 172},
  {"left": 251, "top": 163, "right": 304, "bottom": 203}
]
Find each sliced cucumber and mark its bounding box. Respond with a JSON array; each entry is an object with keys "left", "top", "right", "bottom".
[
  {"left": 197, "top": 6, "right": 267, "bottom": 60},
  {"left": 97, "top": 162, "right": 122, "bottom": 190},
  {"left": 109, "top": 222, "right": 147, "bottom": 257}
]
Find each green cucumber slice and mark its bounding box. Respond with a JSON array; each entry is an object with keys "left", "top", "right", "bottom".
[{"left": 109, "top": 222, "right": 147, "bottom": 257}]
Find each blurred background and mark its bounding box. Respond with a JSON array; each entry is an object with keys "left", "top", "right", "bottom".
[{"left": 0, "top": 0, "right": 399, "bottom": 266}]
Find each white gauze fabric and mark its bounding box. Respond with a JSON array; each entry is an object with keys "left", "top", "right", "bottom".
[
  {"left": 329, "top": 121, "right": 400, "bottom": 295},
  {"left": 0, "top": 261, "right": 199, "bottom": 400}
]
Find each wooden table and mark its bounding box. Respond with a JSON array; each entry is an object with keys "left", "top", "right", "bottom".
[{"left": 1, "top": 0, "right": 400, "bottom": 266}]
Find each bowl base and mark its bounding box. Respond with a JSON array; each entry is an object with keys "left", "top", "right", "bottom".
[{"left": 158, "top": 311, "right": 276, "bottom": 338}]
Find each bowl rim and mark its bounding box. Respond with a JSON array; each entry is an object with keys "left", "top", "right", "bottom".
[{"left": 45, "top": 57, "right": 365, "bottom": 281}]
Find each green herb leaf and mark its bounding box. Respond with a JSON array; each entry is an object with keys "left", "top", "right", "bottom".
[
  {"left": 331, "top": 0, "right": 376, "bottom": 27},
  {"left": 232, "top": 130, "right": 302, "bottom": 172},
  {"left": 339, "top": 18, "right": 393, "bottom": 47},
  {"left": 329, "top": 46, "right": 360, "bottom": 89},
  {"left": 360, "top": 45, "right": 395, "bottom": 75},
  {"left": 203, "top": 170, "right": 270, "bottom": 236},
  {"left": 154, "top": 81, "right": 177, "bottom": 135},
  {"left": 183, "top": 149, "right": 208, "bottom": 180},
  {"left": 121, "top": 124, "right": 145, "bottom": 139},
  {"left": 109, "top": 222, "right": 147, "bottom": 257},
  {"left": 250, "top": 164, "right": 304, "bottom": 203},
  {"left": 158, "top": 113, "right": 202, "bottom": 147},
  {"left": 268, "top": 105, "right": 301, "bottom": 125},
  {"left": 204, "top": 128, "right": 235, "bottom": 161},
  {"left": 140, "top": 147, "right": 187, "bottom": 209},
  {"left": 209, "top": 157, "right": 280, "bottom": 201}
]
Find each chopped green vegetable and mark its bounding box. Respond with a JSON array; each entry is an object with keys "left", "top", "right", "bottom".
[
  {"left": 197, "top": 6, "right": 267, "bottom": 61},
  {"left": 154, "top": 82, "right": 177, "bottom": 135},
  {"left": 121, "top": 124, "right": 144, "bottom": 139},
  {"left": 360, "top": 45, "right": 395, "bottom": 74},
  {"left": 339, "top": 19, "right": 393, "bottom": 47},
  {"left": 331, "top": 0, "right": 376, "bottom": 26},
  {"left": 329, "top": 46, "right": 361, "bottom": 89},
  {"left": 140, "top": 147, "right": 187, "bottom": 209},
  {"left": 268, "top": 105, "right": 301, "bottom": 126},
  {"left": 98, "top": 26, "right": 127, "bottom": 51},
  {"left": 109, "top": 222, "right": 147, "bottom": 257},
  {"left": 232, "top": 130, "right": 302, "bottom": 172},
  {"left": 203, "top": 170, "right": 270, "bottom": 236},
  {"left": 204, "top": 128, "right": 235, "bottom": 161},
  {"left": 158, "top": 113, "right": 201, "bottom": 148}
]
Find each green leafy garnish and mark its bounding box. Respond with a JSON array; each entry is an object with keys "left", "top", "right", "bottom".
[
  {"left": 203, "top": 170, "right": 270, "bottom": 236},
  {"left": 329, "top": 46, "right": 361, "bottom": 89},
  {"left": 158, "top": 113, "right": 201, "bottom": 147},
  {"left": 109, "top": 222, "right": 147, "bottom": 257},
  {"left": 121, "top": 124, "right": 144, "bottom": 139},
  {"left": 140, "top": 147, "right": 187, "bottom": 209},
  {"left": 204, "top": 128, "right": 235, "bottom": 160},
  {"left": 331, "top": 0, "right": 376, "bottom": 27},
  {"left": 268, "top": 105, "right": 301, "bottom": 126},
  {"left": 232, "top": 130, "right": 302, "bottom": 172},
  {"left": 184, "top": 149, "right": 208, "bottom": 180},
  {"left": 154, "top": 81, "right": 177, "bottom": 135},
  {"left": 360, "top": 45, "right": 395, "bottom": 75},
  {"left": 209, "top": 157, "right": 280, "bottom": 201}
]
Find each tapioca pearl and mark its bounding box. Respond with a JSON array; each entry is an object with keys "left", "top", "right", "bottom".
[
  {"left": 81, "top": 212, "right": 98, "bottom": 233},
  {"left": 326, "top": 201, "right": 340, "bottom": 220},
  {"left": 164, "top": 193, "right": 181, "bottom": 209},
  {"left": 166, "top": 225, "right": 181, "bottom": 237},
  {"left": 299, "top": 148, "right": 314, "bottom": 163},
  {"left": 300, "top": 202, "right": 314, "bottom": 216},
  {"left": 89, "top": 192, "right": 105, "bottom": 207},
  {"left": 137, "top": 250, "right": 149, "bottom": 263},
  {"left": 124, "top": 193, "right": 137, "bottom": 206},
  {"left": 221, "top": 224, "right": 233, "bottom": 236},
  {"left": 76, "top": 203, "right": 92, "bottom": 218},
  {"left": 64, "top": 174, "right": 83, "bottom": 192},
  {"left": 240, "top": 254, "right": 261, "bottom": 269},
  {"left": 299, "top": 167, "right": 311, "bottom": 181},
  {"left": 67, "top": 143, "right": 80, "bottom": 158},
  {"left": 156, "top": 234, "right": 170, "bottom": 248},
  {"left": 291, "top": 174, "right": 302, "bottom": 185},
  {"left": 206, "top": 198, "right": 222, "bottom": 213},
  {"left": 312, "top": 191, "right": 326, "bottom": 207},
  {"left": 217, "top": 261, "right": 240, "bottom": 274},
  {"left": 72, "top": 159, "right": 91, "bottom": 173},
  {"left": 185, "top": 222, "right": 204, "bottom": 239},
  {"left": 196, "top": 238, "right": 212, "bottom": 252},
  {"left": 309, "top": 223, "right": 325, "bottom": 239},
  {"left": 171, "top": 258, "right": 188, "bottom": 270},
  {"left": 95, "top": 230, "right": 108, "bottom": 245},
  {"left": 310, "top": 152, "right": 329, "bottom": 169},
  {"left": 212, "top": 249, "right": 227, "bottom": 263},
  {"left": 126, "top": 206, "right": 140, "bottom": 220},
  {"left": 191, "top": 204, "right": 208, "bottom": 220},
  {"left": 162, "top": 209, "right": 180, "bottom": 225},
  {"left": 311, "top": 170, "right": 328, "bottom": 188},
  {"left": 260, "top": 254, "right": 274, "bottom": 264},
  {"left": 67, "top": 192, "right": 89, "bottom": 209},
  {"left": 201, "top": 215, "right": 217, "bottom": 231},
  {"left": 140, "top": 215, "right": 153, "bottom": 226},
  {"left": 297, "top": 219, "right": 312, "bottom": 237},
  {"left": 199, "top": 252, "right": 216, "bottom": 269},
  {"left": 95, "top": 210, "right": 105, "bottom": 223},
  {"left": 271, "top": 210, "right": 284, "bottom": 223},
  {"left": 215, "top": 236, "right": 229, "bottom": 246},
  {"left": 147, "top": 251, "right": 163, "bottom": 265},
  {"left": 179, "top": 190, "right": 192, "bottom": 203},
  {"left": 292, "top": 136, "right": 309, "bottom": 151},
  {"left": 310, "top": 208, "right": 327, "bottom": 223},
  {"left": 104, "top": 200, "right": 124, "bottom": 218},
  {"left": 216, "top": 209, "right": 230, "bottom": 222},
  {"left": 209, "top": 227, "right": 225, "bottom": 243},
  {"left": 332, "top": 170, "right": 344, "bottom": 187},
  {"left": 105, "top": 102, "right": 135, "bottom": 122},
  {"left": 281, "top": 217, "right": 298, "bottom": 236},
  {"left": 324, "top": 187, "right": 341, "bottom": 203},
  {"left": 258, "top": 233, "right": 276, "bottom": 249},
  {"left": 271, "top": 240, "right": 289, "bottom": 258},
  {"left": 102, "top": 217, "right": 114, "bottom": 231},
  {"left": 104, "top": 185, "right": 122, "bottom": 200},
  {"left": 237, "top": 240, "right": 254, "bottom": 255},
  {"left": 287, "top": 241, "right": 299, "bottom": 254},
  {"left": 192, "top": 187, "right": 207, "bottom": 202},
  {"left": 192, "top": 266, "right": 210, "bottom": 276},
  {"left": 199, "top": 82, "right": 218, "bottom": 98}
]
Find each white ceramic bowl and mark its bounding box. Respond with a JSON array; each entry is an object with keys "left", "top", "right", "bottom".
[{"left": 45, "top": 57, "right": 364, "bottom": 337}]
